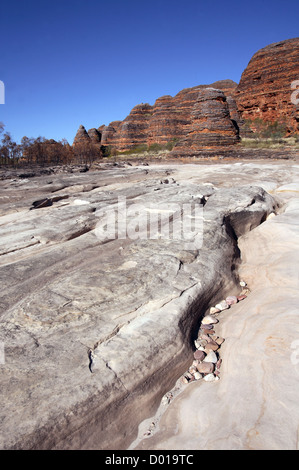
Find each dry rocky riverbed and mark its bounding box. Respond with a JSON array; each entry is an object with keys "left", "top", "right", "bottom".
[{"left": 0, "top": 158, "right": 299, "bottom": 450}]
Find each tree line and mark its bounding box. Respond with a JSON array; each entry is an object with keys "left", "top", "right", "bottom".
[{"left": 0, "top": 123, "right": 103, "bottom": 167}]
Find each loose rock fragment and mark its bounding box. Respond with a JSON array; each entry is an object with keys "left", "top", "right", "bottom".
[
  {"left": 215, "top": 300, "right": 229, "bottom": 311},
  {"left": 203, "top": 373, "right": 217, "bottom": 382},
  {"left": 210, "top": 306, "right": 221, "bottom": 314},
  {"left": 203, "top": 350, "right": 218, "bottom": 363},
  {"left": 202, "top": 315, "right": 219, "bottom": 325},
  {"left": 196, "top": 362, "right": 215, "bottom": 374},
  {"left": 226, "top": 295, "right": 238, "bottom": 305},
  {"left": 237, "top": 294, "right": 247, "bottom": 301},
  {"left": 215, "top": 336, "right": 225, "bottom": 345},
  {"left": 194, "top": 372, "right": 203, "bottom": 380},
  {"left": 204, "top": 340, "right": 219, "bottom": 351},
  {"left": 193, "top": 350, "right": 206, "bottom": 361}
]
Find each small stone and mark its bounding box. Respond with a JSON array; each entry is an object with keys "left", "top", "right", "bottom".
[
  {"left": 195, "top": 338, "right": 208, "bottom": 348},
  {"left": 203, "top": 373, "right": 217, "bottom": 382},
  {"left": 216, "top": 358, "right": 222, "bottom": 369},
  {"left": 201, "top": 315, "right": 219, "bottom": 325},
  {"left": 199, "top": 334, "right": 211, "bottom": 342},
  {"left": 210, "top": 306, "right": 221, "bottom": 314},
  {"left": 196, "top": 362, "right": 215, "bottom": 374},
  {"left": 204, "top": 340, "right": 219, "bottom": 351},
  {"left": 181, "top": 376, "right": 189, "bottom": 384},
  {"left": 201, "top": 327, "right": 215, "bottom": 336},
  {"left": 201, "top": 323, "right": 214, "bottom": 330},
  {"left": 161, "top": 395, "right": 169, "bottom": 405},
  {"left": 215, "top": 300, "right": 229, "bottom": 311},
  {"left": 237, "top": 294, "right": 247, "bottom": 301},
  {"left": 194, "top": 350, "right": 206, "bottom": 361},
  {"left": 240, "top": 280, "right": 247, "bottom": 287},
  {"left": 215, "top": 336, "right": 225, "bottom": 345},
  {"left": 194, "top": 371, "right": 203, "bottom": 380},
  {"left": 226, "top": 295, "right": 238, "bottom": 305},
  {"left": 203, "top": 350, "right": 218, "bottom": 363},
  {"left": 189, "top": 366, "right": 198, "bottom": 375}
]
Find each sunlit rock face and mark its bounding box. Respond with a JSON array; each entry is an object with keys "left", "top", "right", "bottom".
[
  {"left": 235, "top": 37, "right": 299, "bottom": 134},
  {"left": 2, "top": 160, "right": 296, "bottom": 450}
]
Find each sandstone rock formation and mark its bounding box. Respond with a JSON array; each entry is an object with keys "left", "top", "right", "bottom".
[
  {"left": 87, "top": 128, "right": 101, "bottom": 143},
  {"left": 73, "top": 81, "right": 240, "bottom": 154},
  {"left": 0, "top": 161, "right": 288, "bottom": 450},
  {"left": 170, "top": 88, "right": 239, "bottom": 157},
  {"left": 73, "top": 38, "right": 298, "bottom": 154},
  {"left": 235, "top": 37, "right": 299, "bottom": 134},
  {"left": 73, "top": 124, "right": 91, "bottom": 145}
]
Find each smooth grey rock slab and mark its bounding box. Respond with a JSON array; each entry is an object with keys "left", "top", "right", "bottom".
[{"left": 0, "top": 163, "right": 281, "bottom": 449}]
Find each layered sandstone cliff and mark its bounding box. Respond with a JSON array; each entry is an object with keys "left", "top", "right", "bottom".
[
  {"left": 235, "top": 37, "right": 299, "bottom": 134},
  {"left": 73, "top": 38, "right": 299, "bottom": 154},
  {"left": 74, "top": 80, "right": 240, "bottom": 155}
]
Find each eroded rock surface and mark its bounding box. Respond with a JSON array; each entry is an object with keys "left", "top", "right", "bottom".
[
  {"left": 131, "top": 164, "right": 299, "bottom": 451},
  {"left": 74, "top": 82, "right": 240, "bottom": 153},
  {"left": 235, "top": 37, "right": 299, "bottom": 134},
  {"left": 0, "top": 161, "right": 297, "bottom": 450}
]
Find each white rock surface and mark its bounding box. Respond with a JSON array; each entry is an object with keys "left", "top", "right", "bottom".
[
  {"left": 1, "top": 160, "right": 299, "bottom": 450},
  {"left": 132, "top": 161, "right": 299, "bottom": 450}
]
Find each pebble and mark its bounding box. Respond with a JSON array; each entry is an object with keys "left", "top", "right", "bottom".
[
  {"left": 196, "top": 362, "right": 215, "bottom": 374},
  {"left": 201, "top": 327, "right": 215, "bottom": 335},
  {"left": 203, "top": 350, "right": 218, "bottom": 363},
  {"left": 226, "top": 295, "right": 238, "bottom": 305},
  {"left": 204, "top": 340, "right": 219, "bottom": 351},
  {"left": 210, "top": 306, "right": 220, "bottom": 315},
  {"left": 179, "top": 282, "right": 250, "bottom": 388},
  {"left": 203, "top": 373, "right": 218, "bottom": 382},
  {"left": 194, "top": 350, "right": 206, "bottom": 361},
  {"left": 215, "top": 300, "right": 229, "bottom": 311},
  {"left": 194, "top": 371, "right": 203, "bottom": 380},
  {"left": 237, "top": 294, "right": 247, "bottom": 301},
  {"left": 202, "top": 315, "right": 219, "bottom": 325},
  {"left": 215, "top": 336, "right": 225, "bottom": 345}
]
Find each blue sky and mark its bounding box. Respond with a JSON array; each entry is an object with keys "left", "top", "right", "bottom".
[{"left": 0, "top": 0, "right": 298, "bottom": 144}]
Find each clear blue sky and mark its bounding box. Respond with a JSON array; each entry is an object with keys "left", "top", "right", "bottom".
[{"left": 0, "top": 0, "right": 298, "bottom": 144}]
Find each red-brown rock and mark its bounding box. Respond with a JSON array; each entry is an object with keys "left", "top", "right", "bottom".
[
  {"left": 235, "top": 37, "right": 299, "bottom": 135},
  {"left": 196, "top": 362, "right": 215, "bottom": 374},
  {"left": 193, "top": 350, "right": 206, "bottom": 361},
  {"left": 73, "top": 124, "right": 91, "bottom": 145}
]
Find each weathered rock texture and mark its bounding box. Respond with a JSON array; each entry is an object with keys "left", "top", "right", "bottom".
[
  {"left": 74, "top": 81, "right": 240, "bottom": 154},
  {"left": 235, "top": 37, "right": 299, "bottom": 134},
  {"left": 73, "top": 38, "right": 299, "bottom": 154},
  {"left": 73, "top": 124, "right": 91, "bottom": 145},
  {"left": 133, "top": 176, "right": 299, "bottom": 451},
  {"left": 170, "top": 88, "right": 239, "bottom": 157},
  {"left": 0, "top": 163, "right": 280, "bottom": 450}
]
